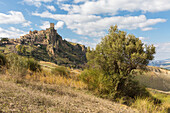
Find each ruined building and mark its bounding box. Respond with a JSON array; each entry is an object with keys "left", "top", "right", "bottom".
[{"left": 20, "top": 23, "right": 87, "bottom": 67}]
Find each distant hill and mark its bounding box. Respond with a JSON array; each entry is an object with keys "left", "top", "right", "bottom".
[
  {"left": 134, "top": 66, "right": 170, "bottom": 91},
  {"left": 149, "top": 59, "right": 170, "bottom": 70}
]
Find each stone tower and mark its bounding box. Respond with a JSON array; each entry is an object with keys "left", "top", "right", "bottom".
[{"left": 50, "top": 23, "right": 54, "bottom": 29}]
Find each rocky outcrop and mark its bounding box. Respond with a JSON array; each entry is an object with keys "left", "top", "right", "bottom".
[{"left": 20, "top": 23, "right": 87, "bottom": 68}]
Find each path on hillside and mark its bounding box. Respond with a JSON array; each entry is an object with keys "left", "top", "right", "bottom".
[{"left": 0, "top": 76, "right": 138, "bottom": 113}]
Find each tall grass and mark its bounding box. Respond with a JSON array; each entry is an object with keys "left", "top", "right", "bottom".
[
  {"left": 132, "top": 98, "right": 168, "bottom": 113},
  {"left": 25, "top": 70, "right": 87, "bottom": 90},
  {"left": 51, "top": 66, "right": 70, "bottom": 77}
]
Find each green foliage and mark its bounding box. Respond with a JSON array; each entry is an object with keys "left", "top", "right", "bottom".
[
  {"left": 87, "top": 25, "right": 155, "bottom": 76},
  {"left": 81, "top": 68, "right": 150, "bottom": 101},
  {"left": 16, "top": 45, "right": 22, "bottom": 52},
  {"left": 82, "top": 25, "right": 155, "bottom": 100},
  {"left": 51, "top": 66, "right": 70, "bottom": 77},
  {"left": 16, "top": 45, "right": 26, "bottom": 54},
  {"left": 0, "top": 38, "right": 8, "bottom": 42},
  {"left": 7, "top": 53, "right": 28, "bottom": 76},
  {"left": 0, "top": 53, "right": 7, "bottom": 67},
  {"left": 7, "top": 53, "right": 41, "bottom": 76},
  {"left": 27, "top": 58, "right": 41, "bottom": 72},
  {"left": 21, "top": 46, "right": 26, "bottom": 54}
]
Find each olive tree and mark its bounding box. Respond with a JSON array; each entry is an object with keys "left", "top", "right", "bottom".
[{"left": 82, "top": 25, "right": 155, "bottom": 99}]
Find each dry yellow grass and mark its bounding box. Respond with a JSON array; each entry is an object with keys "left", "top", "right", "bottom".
[
  {"left": 132, "top": 98, "right": 168, "bottom": 113},
  {"left": 25, "top": 71, "right": 87, "bottom": 90},
  {"left": 0, "top": 74, "right": 138, "bottom": 113}
]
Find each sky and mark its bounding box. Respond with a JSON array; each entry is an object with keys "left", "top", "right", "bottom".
[{"left": 0, "top": 0, "right": 170, "bottom": 60}]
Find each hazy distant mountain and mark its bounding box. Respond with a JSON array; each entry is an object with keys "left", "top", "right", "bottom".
[{"left": 149, "top": 59, "right": 170, "bottom": 70}]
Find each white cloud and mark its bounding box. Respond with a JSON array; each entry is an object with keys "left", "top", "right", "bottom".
[
  {"left": 45, "top": 5, "right": 56, "bottom": 11},
  {"left": 39, "top": 21, "right": 50, "bottom": 29},
  {"left": 139, "top": 37, "right": 146, "bottom": 41},
  {"left": 39, "top": 21, "right": 64, "bottom": 29},
  {"left": 0, "top": 11, "right": 25, "bottom": 24},
  {"left": 0, "top": 27, "right": 28, "bottom": 38},
  {"left": 155, "top": 43, "right": 170, "bottom": 53},
  {"left": 64, "top": 38, "right": 77, "bottom": 43},
  {"left": 138, "top": 36, "right": 149, "bottom": 44},
  {"left": 80, "top": 37, "right": 88, "bottom": 40},
  {"left": 78, "top": 40, "right": 98, "bottom": 48},
  {"left": 22, "top": 21, "right": 32, "bottom": 27},
  {"left": 23, "top": 0, "right": 53, "bottom": 7},
  {"left": 64, "top": 37, "right": 97, "bottom": 48},
  {"left": 154, "top": 43, "right": 170, "bottom": 60},
  {"left": 61, "top": 0, "right": 170, "bottom": 15},
  {"left": 0, "top": 11, "right": 31, "bottom": 28},
  {"left": 141, "top": 27, "right": 154, "bottom": 31},
  {"left": 55, "top": 21, "right": 64, "bottom": 29},
  {"left": 33, "top": 11, "right": 166, "bottom": 37},
  {"left": 73, "top": 0, "right": 88, "bottom": 3}
]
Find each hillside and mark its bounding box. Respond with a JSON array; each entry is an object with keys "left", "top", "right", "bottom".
[
  {"left": 149, "top": 59, "right": 170, "bottom": 70},
  {"left": 134, "top": 66, "right": 170, "bottom": 91},
  {"left": 0, "top": 23, "right": 87, "bottom": 68},
  {"left": 0, "top": 53, "right": 169, "bottom": 112},
  {"left": 0, "top": 75, "right": 137, "bottom": 113}
]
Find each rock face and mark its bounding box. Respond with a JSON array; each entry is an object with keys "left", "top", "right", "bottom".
[{"left": 20, "top": 23, "right": 87, "bottom": 68}]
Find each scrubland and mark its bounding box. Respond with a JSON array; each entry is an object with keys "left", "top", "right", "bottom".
[{"left": 0, "top": 53, "right": 169, "bottom": 112}]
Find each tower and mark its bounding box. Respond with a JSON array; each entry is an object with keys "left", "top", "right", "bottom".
[{"left": 50, "top": 23, "right": 54, "bottom": 29}]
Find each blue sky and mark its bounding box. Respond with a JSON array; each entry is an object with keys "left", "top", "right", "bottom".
[{"left": 0, "top": 0, "right": 170, "bottom": 60}]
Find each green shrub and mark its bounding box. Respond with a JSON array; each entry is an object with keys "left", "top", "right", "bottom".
[
  {"left": 27, "top": 58, "right": 41, "bottom": 72},
  {"left": 51, "top": 66, "right": 70, "bottom": 77},
  {"left": 16, "top": 45, "right": 26, "bottom": 55},
  {"left": 80, "top": 69, "right": 107, "bottom": 91},
  {"left": 7, "top": 53, "right": 41, "bottom": 77},
  {"left": 0, "top": 53, "right": 7, "bottom": 67},
  {"left": 80, "top": 68, "right": 150, "bottom": 103},
  {"left": 7, "top": 53, "right": 28, "bottom": 77}
]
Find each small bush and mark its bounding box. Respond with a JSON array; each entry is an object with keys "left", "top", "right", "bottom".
[
  {"left": 7, "top": 53, "right": 28, "bottom": 76},
  {"left": 16, "top": 45, "right": 26, "bottom": 55},
  {"left": 27, "top": 58, "right": 41, "bottom": 72},
  {"left": 7, "top": 53, "right": 41, "bottom": 77},
  {"left": 51, "top": 66, "right": 70, "bottom": 77},
  {"left": 0, "top": 53, "right": 7, "bottom": 67}
]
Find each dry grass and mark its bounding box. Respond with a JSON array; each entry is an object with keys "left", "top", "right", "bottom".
[
  {"left": 132, "top": 98, "right": 168, "bottom": 113},
  {"left": 148, "top": 88, "right": 170, "bottom": 112},
  {"left": 134, "top": 67, "right": 170, "bottom": 91},
  {"left": 25, "top": 70, "right": 87, "bottom": 90},
  {"left": 0, "top": 74, "right": 138, "bottom": 113}
]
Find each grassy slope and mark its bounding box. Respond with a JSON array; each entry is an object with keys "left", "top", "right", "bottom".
[
  {"left": 0, "top": 44, "right": 86, "bottom": 68},
  {"left": 1, "top": 58, "right": 170, "bottom": 112},
  {"left": 134, "top": 66, "right": 170, "bottom": 91},
  {"left": 134, "top": 66, "right": 170, "bottom": 109},
  {"left": 0, "top": 75, "right": 137, "bottom": 113}
]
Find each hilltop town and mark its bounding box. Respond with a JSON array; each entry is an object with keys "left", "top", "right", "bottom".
[{"left": 0, "top": 23, "right": 87, "bottom": 68}]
